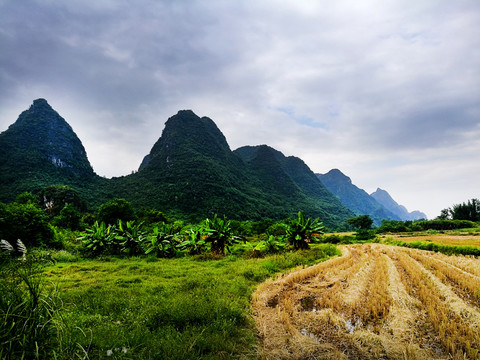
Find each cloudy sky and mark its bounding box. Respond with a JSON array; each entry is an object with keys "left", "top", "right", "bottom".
[{"left": 1, "top": 0, "right": 479, "bottom": 219}]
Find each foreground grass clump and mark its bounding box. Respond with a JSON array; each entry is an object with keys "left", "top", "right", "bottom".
[
  {"left": 44, "top": 244, "right": 339, "bottom": 359},
  {"left": 0, "top": 240, "right": 61, "bottom": 360}
]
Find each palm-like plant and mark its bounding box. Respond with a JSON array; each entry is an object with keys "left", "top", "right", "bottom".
[
  {"left": 116, "top": 220, "right": 146, "bottom": 255},
  {"left": 178, "top": 227, "right": 206, "bottom": 255},
  {"left": 203, "top": 214, "right": 242, "bottom": 255},
  {"left": 144, "top": 223, "right": 180, "bottom": 258},
  {"left": 79, "top": 221, "right": 118, "bottom": 256},
  {"left": 285, "top": 211, "right": 324, "bottom": 250}
]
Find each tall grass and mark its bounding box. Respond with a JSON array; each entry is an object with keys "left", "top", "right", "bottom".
[{"left": 0, "top": 244, "right": 60, "bottom": 359}]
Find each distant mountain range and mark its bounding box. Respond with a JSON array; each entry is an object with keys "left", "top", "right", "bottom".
[
  {"left": 0, "top": 99, "right": 426, "bottom": 228},
  {"left": 316, "top": 169, "right": 426, "bottom": 224}
]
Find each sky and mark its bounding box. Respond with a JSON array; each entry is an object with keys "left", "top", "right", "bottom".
[{"left": 0, "top": 0, "right": 479, "bottom": 219}]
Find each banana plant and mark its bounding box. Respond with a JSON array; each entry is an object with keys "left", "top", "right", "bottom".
[
  {"left": 178, "top": 227, "right": 206, "bottom": 255},
  {"left": 285, "top": 211, "right": 324, "bottom": 250},
  {"left": 79, "top": 221, "right": 118, "bottom": 256},
  {"left": 257, "top": 235, "right": 286, "bottom": 253},
  {"left": 116, "top": 220, "right": 146, "bottom": 256},
  {"left": 203, "top": 214, "right": 242, "bottom": 255},
  {"left": 245, "top": 235, "right": 286, "bottom": 257},
  {"left": 144, "top": 223, "right": 180, "bottom": 258}
]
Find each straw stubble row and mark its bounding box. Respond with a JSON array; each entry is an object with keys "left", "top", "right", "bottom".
[{"left": 252, "top": 244, "right": 480, "bottom": 359}]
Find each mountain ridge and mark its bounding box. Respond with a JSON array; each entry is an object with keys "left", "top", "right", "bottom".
[
  {"left": 316, "top": 169, "right": 401, "bottom": 225},
  {"left": 0, "top": 99, "right": 425, "bottom": 227},
  {"left": 370, "top": 188, "right": 427, "bottom": 220}
]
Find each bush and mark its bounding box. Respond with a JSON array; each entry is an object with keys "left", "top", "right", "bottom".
[
  {"left": 144, "top": 223, "right": 181, "bottom": 258},
  {"left": 415, "top": 219, "right": 478, "bottom": 231},
  {"left": 53, "top": 204, "right": 83, "bottom": 230},
  {"left": 40, "top": 185, "right": 86, "bottom": 217},
  {"left": 392, "top": 240, "right": 480, "bottom": 257},
  {"left": 97, "top": 199, "right": 136, "bottom": 225},
  {"left": 0, "top": 201, "right": 57, "bottom": 249},
  {"left": 137, "top": 208, "right": 168, "bottom": 225},
  {"left": 79, "top": 221, "right": 120, "bottom": 256},
  {"left": 245, "top": 235, "right": 286, "bottom": 257},
  {"left": 322, "top": 234, "right": 342, "bottom": 244},
  {"left": 265, "top": 222, "right": 288, "bottom": 237},
  {"left": 355, "top": 229, "right": 377, "bottom": 241},
  {"left": 203, "top": 215, "right": 242, "bottom": 255}
]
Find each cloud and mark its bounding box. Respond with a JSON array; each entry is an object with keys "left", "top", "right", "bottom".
[{"left": 0, "top": 0, "right": 479, "bottom": 218}]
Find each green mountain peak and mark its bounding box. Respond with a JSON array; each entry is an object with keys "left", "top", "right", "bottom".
[{"left": 0, "top": 99, "right": 95, "bottom": 201}]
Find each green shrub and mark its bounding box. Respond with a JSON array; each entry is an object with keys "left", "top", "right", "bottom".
[
  {"left": 178, "top": 226, "right": 207, "bottom": 255},
  {"left": 79, "top": 221, "right": 120, "bottom": 256},
  {"left": 97, "top": 199, "right": 136, "bottom": 225},
  {"left": 245, "top": 235, "right": 286, "bottom": 256},
  {"left": 116, "top": 220, "right": 146, "bottom": 256},
  {"left": 265, "top": 222, "right": 288, "bottom": 237},
  {"left": 322, "top": 234, "right": 342, "bottom": 244},
  {"left": 0, "top": 201, "right": 57, "bottom": 249},
  {"left": 391, "top": 240, "right": 480, "bottom": 257},
  {"left": 53, "top": 204, "right": 83, "bottom": 230}
]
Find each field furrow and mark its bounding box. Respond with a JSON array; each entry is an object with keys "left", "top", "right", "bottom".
[{"left": 253, "top": 244, "right": 480, "bottom": 359}]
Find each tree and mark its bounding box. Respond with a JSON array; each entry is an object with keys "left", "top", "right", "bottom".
[
  {"left": 53, "top": 204, "right": 83, "bottom": 230},
  {"left": 347, "top": 215, "right": 373, "bottom": 230},
  {"left": 437, "top": 208, "right": 451, "bottom": 220},
  {"left": 40, "top": 185, "right": 86, "bottom": 217},
  {"left": 0, "top": 201, "right": 57, "bottom": 248},
  {"left": 347, "top": 215, "right": 375, "bottom": 240},
  {"left": 450, "top": 199, "right": 480, "bottom": 221},
  {"left": 97, "top": 198, "right": 136, "bottom": 225},
  {"left": 438, "top": 199, "right": 480, "bottom": 222},
  {"left": 15, "top": 192, "right": 40, "bottom": 206}
]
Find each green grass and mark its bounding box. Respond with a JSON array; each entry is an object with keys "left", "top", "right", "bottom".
[{"left": 44, "top": 244, "right": 339, "bottom": 359}]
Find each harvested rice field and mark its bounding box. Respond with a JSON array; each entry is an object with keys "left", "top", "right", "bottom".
[
  {"left": 382, "top": 233, "right": 480, "bottom": 248},
  {"left": 252, "top": 244, "right": 480, "bottom": 359}
]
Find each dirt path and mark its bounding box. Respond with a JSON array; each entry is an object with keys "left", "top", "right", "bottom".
[{"left": 252, "top": 244, "right": 480, "bottom": 359}]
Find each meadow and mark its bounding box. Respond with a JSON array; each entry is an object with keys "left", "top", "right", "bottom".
[{"left": 33, "top": 245, "right": 339, "bottom": 359}]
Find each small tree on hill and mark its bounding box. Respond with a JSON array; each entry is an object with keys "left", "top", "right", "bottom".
[{"left": 347, "top": 215, "right": 375, "bottom": 240}]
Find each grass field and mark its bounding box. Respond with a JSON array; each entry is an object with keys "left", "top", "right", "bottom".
[
  {"left": 43, "top": 245, "right": 339, "bottom": 359},
  {"left": 253, "top": 243, "right": 480, "bottom": 359}
]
